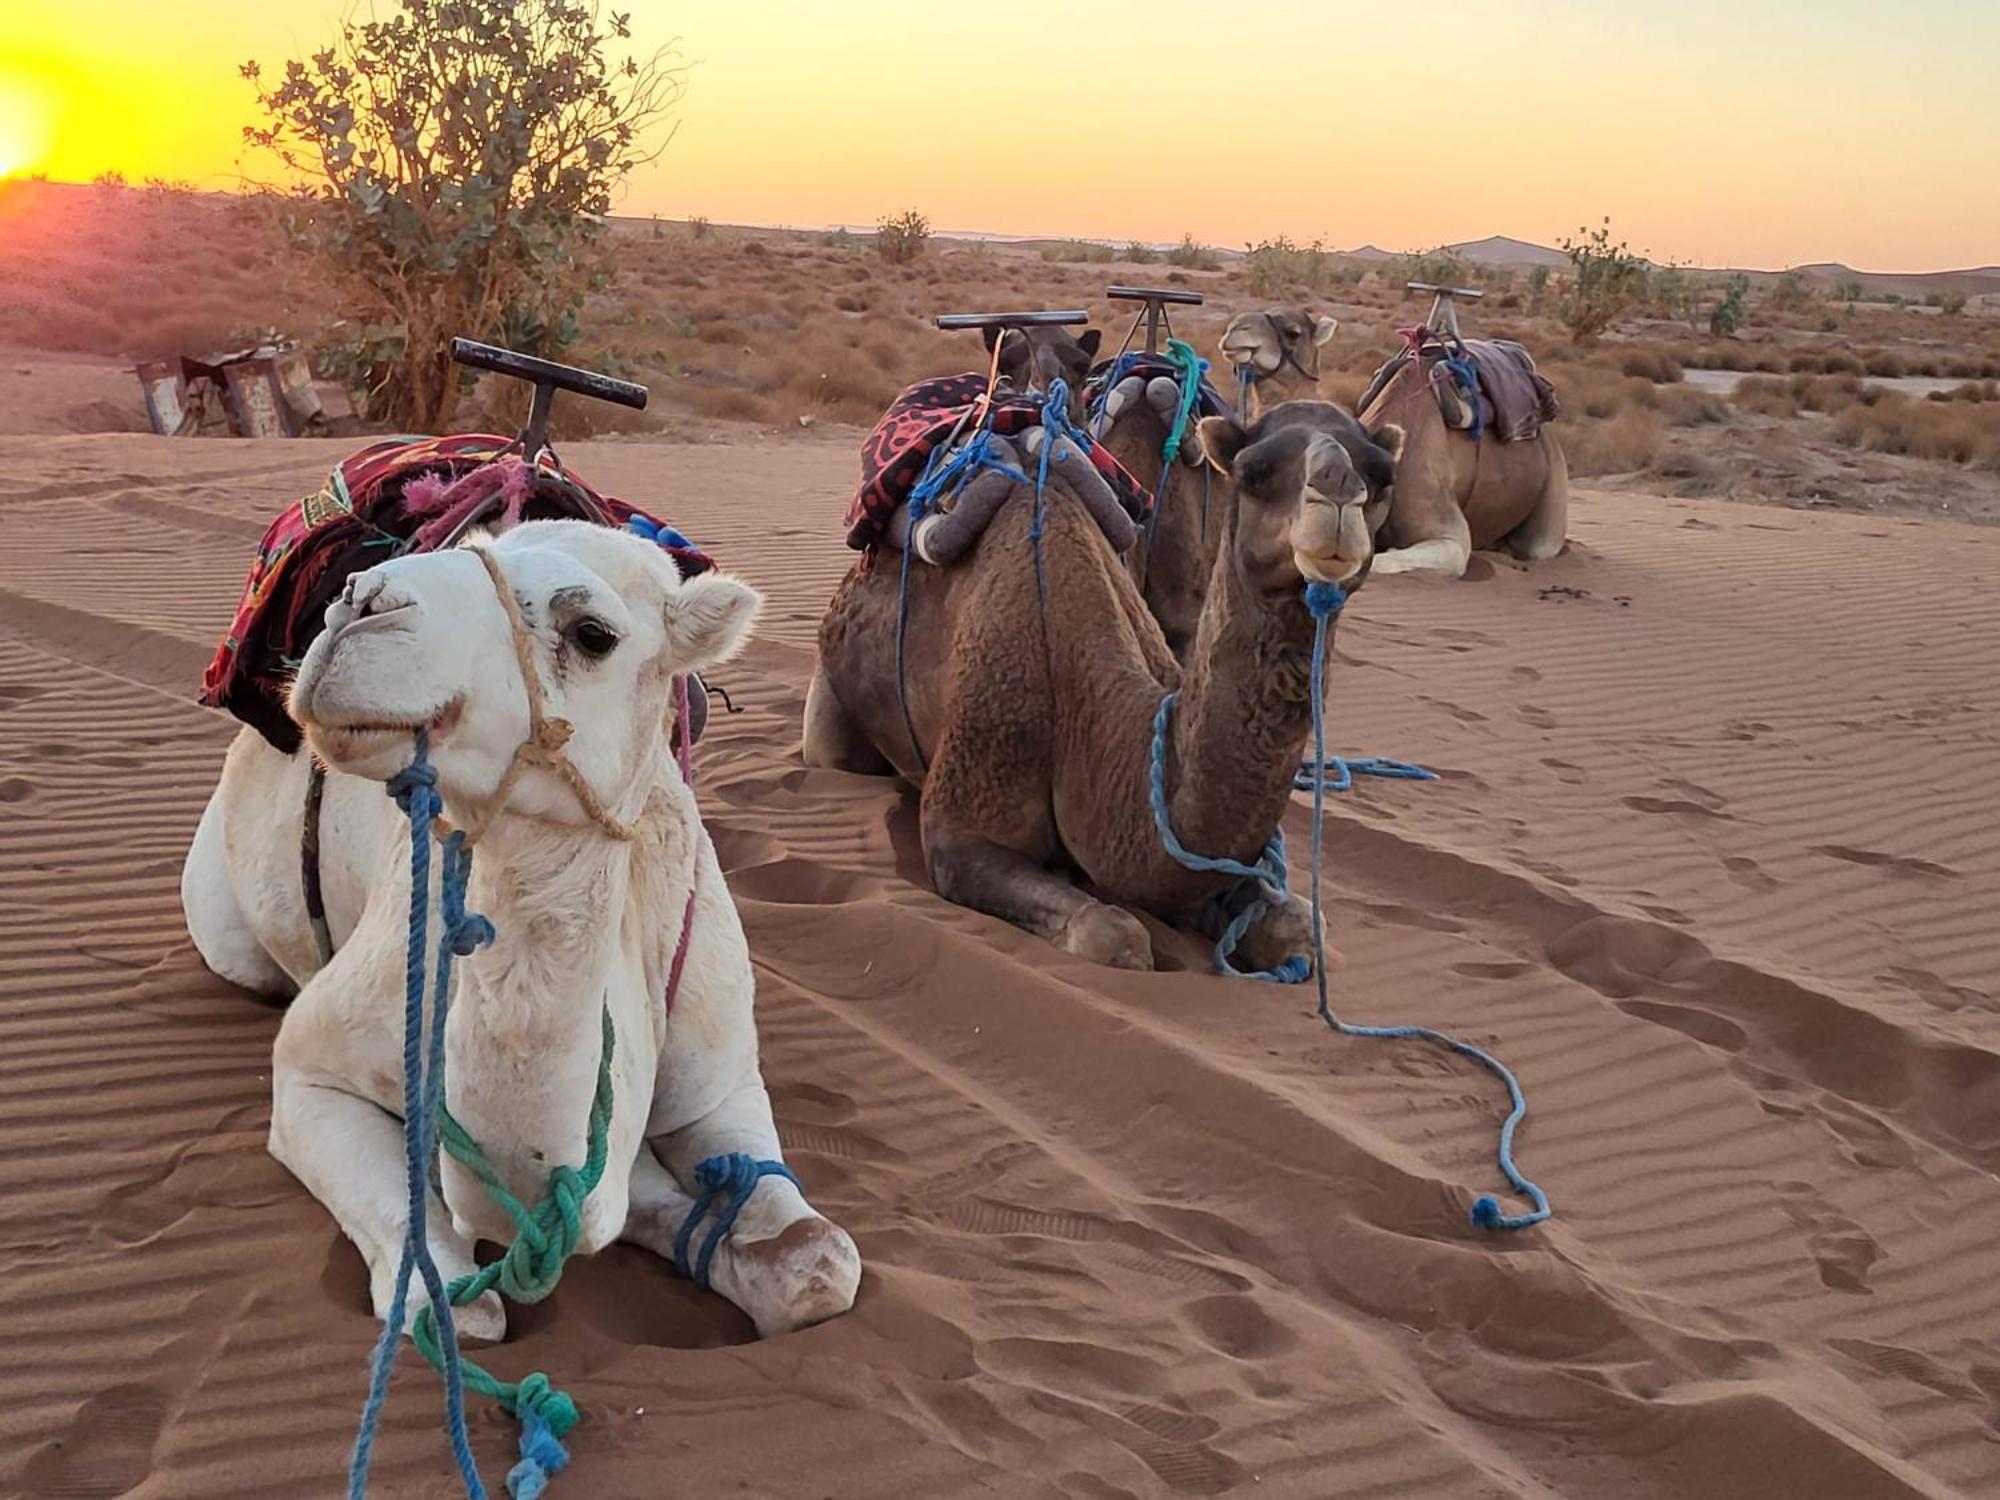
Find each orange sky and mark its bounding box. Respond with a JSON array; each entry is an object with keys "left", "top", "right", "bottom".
[{"left": 3, "top": 1, "right": 1995, "bottom": 272}]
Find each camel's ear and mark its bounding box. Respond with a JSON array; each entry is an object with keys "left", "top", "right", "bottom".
[
  {"left": 1312, "top": 315, "right": 1339, "bottom": 347},
  {"left": 1197, "top": 415, "right": 1247, "bottom": 475},
  {"left": 663, "top": 573, "right": 762, "bottom": 671},
  {"left": 1368, "top": 422, "right": 1405, "bottom": 461},
  {"left": 1077, "top": 328, "right": 1102, "bottom": 359}
]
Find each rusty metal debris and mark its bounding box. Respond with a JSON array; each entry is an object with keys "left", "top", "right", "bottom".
[{"left": 136, "top": 342, "right": 325, "bottom": 438}]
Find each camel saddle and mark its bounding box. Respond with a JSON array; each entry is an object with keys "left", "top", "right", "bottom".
[
  {"left": 201, "top": 433, "right": 718, "bottom": 756},
  {"left": 1360, "top": 336, "right": 1560, "bottom": 444},
  {"left": 846, "top": 373, "right": 1151, "bottom": 552}
]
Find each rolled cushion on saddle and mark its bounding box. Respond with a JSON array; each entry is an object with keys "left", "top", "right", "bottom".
[
  {"left": 1083, "top": 351, "right": 1232, "bottom": 465},
  {"left": 200, "top": 433, "right": 717, "bottom": 755},
  {"left": 1360, "top": 329, "right": 1561, "bottom": 444},
  {"left": 846, "top": 372, "right": 1152, "bottom": 565}
]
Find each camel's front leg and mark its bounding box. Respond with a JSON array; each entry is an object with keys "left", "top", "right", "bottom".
[
  {"left": 927, "top": 824, "right": 1153, "bottom": 969},
  {"left": 622, "top": 1083, "right": 860, "bottom": 1337},
  {"left": 270, "top": 1067, "right": 505, "bottom": 1342}
]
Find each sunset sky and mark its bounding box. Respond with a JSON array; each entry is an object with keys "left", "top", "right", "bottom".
[{"left": 2, "top": 1, "right": 1994, "bottom": 272}]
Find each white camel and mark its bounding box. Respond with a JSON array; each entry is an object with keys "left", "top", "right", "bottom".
[{"left": 181, "top": 520, "right": 860, "bottom": 1341}]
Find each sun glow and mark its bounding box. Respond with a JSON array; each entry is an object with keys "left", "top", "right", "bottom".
[{"left": 0, "top": 71, "right": 55, "bottom": 179}]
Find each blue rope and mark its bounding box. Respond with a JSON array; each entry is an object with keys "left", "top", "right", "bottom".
[
  {"left": 673, "top": 1154, "right": 803, "bottom": 1289},
  {"left": 1146, "top": 694, "right": 1309, "bottom": 984},
  {"left": 1299, "top": 582, "right": 1551, "bottom": 1230},
  {"left": 1236, "top": 363, "right": 1254, "bottom": 420},
  {"left": 1294, "top": 755, "right": 1438, "bottom": 793},
  {"left": 350, "top": 735, "right": 489, "bottom": 1500}
]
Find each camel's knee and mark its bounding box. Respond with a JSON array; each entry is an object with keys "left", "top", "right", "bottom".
[
  {"left": 1060, "top": 902, "right": 1153, "bottom": 970},
  {"left": 802, "top": 662, "right": 890, "bottom": 774},
  {"left": 182, "top": 793, "right": 292, "bottom": 997}
]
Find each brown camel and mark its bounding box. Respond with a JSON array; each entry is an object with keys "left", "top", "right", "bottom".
[
  {"left": 1092, "top": 369, "right": 1214, "bottom": 660},
  {"left": 803, "top": 401, "right": 1396, "bottom": 971},
  {"left": 1219, "top": 307, "right": 1568, "bottom": 577}
]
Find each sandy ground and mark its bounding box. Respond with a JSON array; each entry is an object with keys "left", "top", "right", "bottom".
[{"left": 1, "top": 432, "right": 1997, "bottom": 1499}]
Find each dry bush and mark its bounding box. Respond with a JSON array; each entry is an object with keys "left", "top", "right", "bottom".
[
  {"left": 1655, "top": 384, "right": 1728, "bottom": 425},
  {"left": 1929, "top": 380, "right": 2000, "bottom": 403},
  {"left": 1732, "top": 375, "right": 1798, "bottom": 418},
  {"left": 1165, "top": 234, "right": 1220, "bottom": 271},
  {"left": 1565, "top": 406, "right": 1664, "bottom": 475},
  {"left": 1616, "top": 345, "right": 1683, "bottom": 383},
  {"left": 1861, "top": 350, "right": 1907, "bottom": 377},
  {"left": 1833, "top": 396, "right": 2000, "bottom": 468},
  {"left": 876, "top": 209, "right": 931, "bottom": 264}
]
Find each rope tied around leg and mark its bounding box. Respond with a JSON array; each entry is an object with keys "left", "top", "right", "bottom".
[{"left": 673, "top": 1153, "right": 803, "bottom": 1290}]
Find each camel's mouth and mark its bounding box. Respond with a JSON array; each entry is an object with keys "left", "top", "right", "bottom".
[
  {"left": 300, "top": 697, "right": 465, "bottom": 764},
  {"left": 1218, "top": 335, "right": 1277, "bottom": 377},
  {"left": 1294, "top": 550, "right": 1370, "bottom": 587}
]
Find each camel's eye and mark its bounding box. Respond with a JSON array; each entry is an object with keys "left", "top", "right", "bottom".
[{"left": 567, "top": 617, "right": 620, "bottom": 659}]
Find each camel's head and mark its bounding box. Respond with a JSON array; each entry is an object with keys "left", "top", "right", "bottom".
[
  {"left": 1218, "top": 308, "right": 1339, "bottom": 390},
  {"left": 985, "top": 324, "right": 1102, "bottom": 418},
  {"left": 1198, "top": 404, "right": 1404, "bottom": 592},
  {"left": 290, "top": 521, "right": 760, "bottom": 828}
]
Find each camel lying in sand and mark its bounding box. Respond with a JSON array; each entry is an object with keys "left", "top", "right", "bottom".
[
  {"left": 182, "top": 521, "right": 860, "bottom": 1340},
  {"left": 1220, "top": 306, "right": 1567, "bottom": 577},
  {"left": 804, "top": 402, "right": 1399, "bottom": 971}
]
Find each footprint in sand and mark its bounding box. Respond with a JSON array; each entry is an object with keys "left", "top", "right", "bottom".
[
  {"left": 1777, "top": 1186, "right": 1883, "bottom": 1294},
  {"left": 21, "top": 1382, "right": 169, "bottom": 1499},
  {"left": 1183, "top": 1294, "right": 1300, "bottom": 1360},
  {"left": 0, "top": 775, "right": 34, "bottom": 803},
  {"left": 1508, "top": 665, "right": 1543, "bottom": 686},
  {"left": 0, "top": 681, "right": 47, "bottom": 707},
  {"left": 1810, "top": 844, "right": 1961, "bottom": 880},
  {"left": 1517, "top": 704, "right": 1557, "bottom": 729},
  {"left": 1622, "top": 794, "right": 1733, "bottom": 821},
  {"left": 1829, "top": 1337, "right": 1987, "bottom": 1402},
  {"left": 1541, "top": 757, "right": 1586, "bottom": 785},
  {"left": 1451, "top": 960, "right": 1537, "bottom": 981},
  {"left": 1419, "top": 695, "right": 1488, "bottom": 725},
  {"left": 1876, "top": 965, "right": 1989, "bottom": 1014},
  {"left": 1722, "top": 855, "right": 1779, "bottom": 893}
]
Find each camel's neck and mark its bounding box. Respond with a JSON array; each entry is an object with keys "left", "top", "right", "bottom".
[
  {"left": 1165, "top": 513, "right": 1319, "bottom": 865},
  {"left": 436, "top": 754, "right": 689, "bottom": 1228},
  {"left": 1248, "top": 367, "right": 1319, "bottom": 416}
]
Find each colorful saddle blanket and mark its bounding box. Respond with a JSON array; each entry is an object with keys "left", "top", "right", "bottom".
[
  {"left": 200, "top": 433, "right": 715, "bottom": 754},
  {"left": 1360, "top": 335, "right": 1560, "bottom": 443},
  {"left": 845, "top": 374, "right": 1151, "bottom": 551}
]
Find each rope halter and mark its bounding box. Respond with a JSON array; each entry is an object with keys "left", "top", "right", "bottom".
[{"left": 443, "top": 545, "right": 647, "bottom": 847}]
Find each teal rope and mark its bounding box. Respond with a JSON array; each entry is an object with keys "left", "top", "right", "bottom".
[
  {"left": 349, "top": 733, "right": 615, "bottom": 1500},
  {"left": 1299, "top": 582, "right": 1551, "bottom": 1230}
]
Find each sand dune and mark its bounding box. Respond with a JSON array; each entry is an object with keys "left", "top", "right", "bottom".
[{"left": 2, "top": 433, "right": 1996, "bottom": 1498}]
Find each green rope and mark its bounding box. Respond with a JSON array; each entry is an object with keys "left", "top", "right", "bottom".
[
  {"left": 411, "top": 1006, "right": 617, "bottom": 1441},
  {"left": 1160, "top": 336, "right": 1205, "bottom": 468}
]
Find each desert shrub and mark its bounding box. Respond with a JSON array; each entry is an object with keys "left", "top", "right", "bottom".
[
  {"left": 1040, "top": 239, "right": 1114, "bottom": 264},
  {"left": 1793, "top": 374, "right": 1864, "bottom": 414},
  {"left": 688, "top": 215, "right": 712, "bottom": 240},
  {"left": 1399, "top": 246, "right": 1471, "bottom": 288},
  {"left": 1820, "top": 351, "right": 1862, "bottom": 375},
  {"left": 1767, "top": 271, "right": 1814, "bottom": 313},
  {"left": 1941, "top": 288, "right": 1969, "bottom": 317},
  {"left": 1525, "top": 264, "right": 1551, "bottom": 311},
  {"left": 1861, "top": 350, "right": 1906, "bottom": 377},
  {"left": 1165, "top": 233, "right": 1219, "bottom": 271},
  {"left": 1617, "top": 346, "right": 1683, "bottom": 383},
  {"left": 1834, "top": 395, "right": 2000, "bottom": 467},
  {"left": 243, "top": 0, "right": 681, "bottom": 429},
  {"left": 876, "top": 208, "right": 931, "bottom": 264},
  {"left": 91, "top": 170, "right": 128, "bottom": 190},
  {"left": 1566, "top": 406, "right": 1663, "bottom": 475},
  {"left": 1650, "top": 262, "right": 1701, "bottom": 330},
  {"left": 1245, "top": 235, "right": 1346, "bottom": 296},
  {"left": 1835, "top": 279, "right": 1863, "bottom": 303},
  {"left": 1931, "top": 380, "right": 1999, "bottom": 403},
  {"left": 1732, "top": 375, "right": 1798, "bottom": 418},
  {"left": 1125, "top": 241, "right": 1158, "bottom": 264},
  {"left": 1655, "top": 383, "right": 1729, "bottom": 426},
  {"left": 1558, "top": 218, "right": 1649, "bottom": 342},
  {"left": 1710, "top": 275, "right": 1750, "bottom": 336}
]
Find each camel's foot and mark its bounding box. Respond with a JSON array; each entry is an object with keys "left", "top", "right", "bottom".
[
  {"left": 1232, "top": 891, "right": 1334, "bottom": 976},
  {"left": 1060, "top": 901, "right": 1154, "bottom": 969},
  {"left": 803, "top": 661, "right": 891, "bottom": 774},
  {"left": 378, "top": 1260, "right": 506, "bottom": 1343},
  {"left": 722, "top": 1214, "right": 862, "bottom": 1338},
  {"left": 1371, "top": 537, "right": 1470, "bottom": 578}
]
